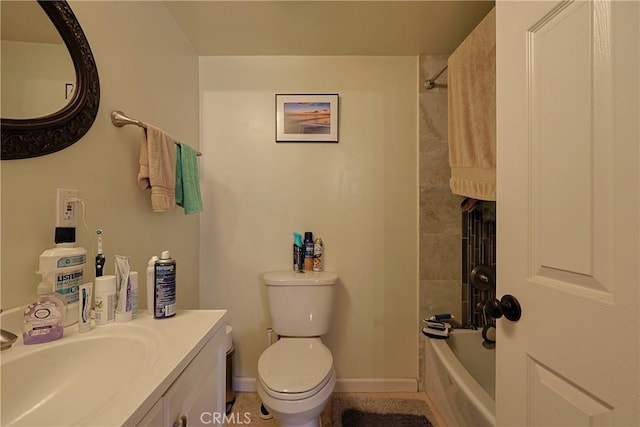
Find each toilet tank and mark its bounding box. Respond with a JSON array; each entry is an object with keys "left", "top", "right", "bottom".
[{"left": 263, "top": 271, "right": 338, "bottom": 337}]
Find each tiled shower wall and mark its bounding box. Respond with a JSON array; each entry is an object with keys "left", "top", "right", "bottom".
[
  {"left": 418, "top": 56, "right": 463, "bottom": 391},
  {"left": 462, "top": 204, "right": 497, "bottom": 327}
]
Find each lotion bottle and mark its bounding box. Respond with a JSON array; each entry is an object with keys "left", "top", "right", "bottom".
[
  {"left": 23, "top": 280, "right": 66, "bottom": 345},
  {"left": 94, "top": 275, "right": 116, "bottom": 325}
]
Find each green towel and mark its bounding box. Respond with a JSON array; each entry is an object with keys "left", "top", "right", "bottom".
[{"left": 175, "top": 143, "right": 204, "bottom": 214}]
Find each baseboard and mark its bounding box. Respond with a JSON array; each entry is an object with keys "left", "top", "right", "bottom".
[
  {"left": 234, "top": 377, "right": 258, "bottom": 392},
  {"left": 334, "top": 378, "right": 417, "bottom": 393},
  {"left": 234, "top": 377, "right": 417, "bottom": 393}
]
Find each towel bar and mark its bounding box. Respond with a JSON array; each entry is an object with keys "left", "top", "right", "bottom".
[{"left": 111, "top": 110, "right": 201, "bottom": 156}]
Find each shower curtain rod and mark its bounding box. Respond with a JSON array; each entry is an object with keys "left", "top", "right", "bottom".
[
  {"left": 424, "top": 65, "right": 448, "bottom": 90},
  {"left": 110, "top": 110, "right": 201, "bottom": 156}
]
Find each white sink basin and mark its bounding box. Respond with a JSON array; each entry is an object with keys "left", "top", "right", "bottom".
[
  {"left": 0, "top": 310, "right": 226, "bottom": 426},
  {"left": 1, "top": 324, "right": 160, "bottom": 426}
]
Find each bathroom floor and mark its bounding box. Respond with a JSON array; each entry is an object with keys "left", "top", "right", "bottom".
[{"left": 228, "top": 391, "right": 445, "bottom": 426}]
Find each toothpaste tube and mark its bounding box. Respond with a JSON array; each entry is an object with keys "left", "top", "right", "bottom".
[
  {"left": 115, "top": 255, "right": 132, "bottom": 322},
  {"left": 78, "top": 282, "right": 93, "bottom": 333}
]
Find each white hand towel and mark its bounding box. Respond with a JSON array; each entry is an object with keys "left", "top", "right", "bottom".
[{"left": 137, "top": 124, "right": 177, "bottom": 212}]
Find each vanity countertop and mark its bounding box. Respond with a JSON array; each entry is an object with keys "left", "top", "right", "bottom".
[{"left": 1, "top": 309, "right": 227, "bottom": 426}]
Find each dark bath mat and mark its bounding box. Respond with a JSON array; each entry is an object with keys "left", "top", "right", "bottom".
[{"left": 341, "top": 408, "right": 433, "bottom": 427}]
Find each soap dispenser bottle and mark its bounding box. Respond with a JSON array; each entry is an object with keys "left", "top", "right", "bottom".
[{"left": 23, "top": 280, "right": 66, "bottom": 345}]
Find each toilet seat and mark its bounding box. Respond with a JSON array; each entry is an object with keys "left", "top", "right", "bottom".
[{"left": 258, "top": 338, "right": 333, "bottom": 401}]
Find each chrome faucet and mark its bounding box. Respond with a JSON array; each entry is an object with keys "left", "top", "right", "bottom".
[
  {"left": 1, "top": 328, "right": 18, "bottom": 351},
  {"left": 1, "top": 309, "right": 19, "bottom": 351}
]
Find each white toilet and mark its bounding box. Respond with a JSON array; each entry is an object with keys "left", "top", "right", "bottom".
[{"left": 257, "top": 271, "right": 338, "bottom": 427}]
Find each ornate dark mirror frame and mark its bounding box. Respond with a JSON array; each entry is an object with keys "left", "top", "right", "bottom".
[{"left": 1, "top": 0, "right": 100, "bottom": 160}]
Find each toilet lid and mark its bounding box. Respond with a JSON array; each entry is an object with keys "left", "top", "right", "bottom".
[{"left": 258, "top": 338, "right": 333, "bottom": 394}]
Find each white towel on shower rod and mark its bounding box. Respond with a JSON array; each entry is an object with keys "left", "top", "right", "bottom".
[{"left": 447, "top": 7, "right": 496, "bottom": 201}]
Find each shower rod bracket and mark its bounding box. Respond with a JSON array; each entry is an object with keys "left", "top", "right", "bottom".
[{"left": 424, "top": 65, "right": 448, "bottom": 90}]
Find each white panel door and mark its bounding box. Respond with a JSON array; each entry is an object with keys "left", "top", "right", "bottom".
[{"left": 496, "top": 1, "right": 639, "bottom": 425}]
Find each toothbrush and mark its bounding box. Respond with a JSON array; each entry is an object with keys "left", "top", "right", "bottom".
[{"left": 95, "top": 229, "right": 105, "bottom": 277}]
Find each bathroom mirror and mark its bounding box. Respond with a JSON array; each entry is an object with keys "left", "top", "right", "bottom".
[
  {"left": 1, "top": 1, "right": 75, "bottom": 120},
  {"left": 0, "top": 0, "right": 100, "bottom": 160}
]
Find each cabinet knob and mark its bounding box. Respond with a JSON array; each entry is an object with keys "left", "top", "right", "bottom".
[{"left": 173, "top": 414, "right": 187, "bottom": 427}]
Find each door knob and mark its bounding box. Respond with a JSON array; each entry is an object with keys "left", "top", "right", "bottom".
[{"left": 484, "top": 294, "right": 522, "bottom": 321}]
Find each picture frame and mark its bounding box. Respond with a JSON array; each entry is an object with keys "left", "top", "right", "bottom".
[{"left": 275, "top": 94, "right": 339, "bottom": 143}]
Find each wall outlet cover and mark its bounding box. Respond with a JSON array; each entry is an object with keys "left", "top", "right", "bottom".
[{"left": 56, "top": 188, "right": 79, "bottom": 227}]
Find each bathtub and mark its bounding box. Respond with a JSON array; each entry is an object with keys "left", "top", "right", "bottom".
[{"left": 424, "top": 329, "right": 495, "bottom": 427}]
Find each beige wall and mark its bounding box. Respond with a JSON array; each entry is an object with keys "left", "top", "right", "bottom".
[
  {"left": 1, "top": 1, "right": 200, "bottom": 311},
  {"left": 199, "top": 56, "right": 419, "bottom": 382}
]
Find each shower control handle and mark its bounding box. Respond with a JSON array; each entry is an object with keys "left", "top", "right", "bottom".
[{"left": 485, "top": 294, "right": 521, "bottom": 322}]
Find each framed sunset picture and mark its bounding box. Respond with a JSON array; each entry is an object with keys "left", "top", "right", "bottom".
[{"left": 275, "top": 94, "right": 339, "bottom": 142}]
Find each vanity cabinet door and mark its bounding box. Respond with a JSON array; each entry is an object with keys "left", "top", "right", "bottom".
[
  {"left": 136, "top": 399, "right": 164, "bottom": 427},
  {"left": 163, "top": 330, "right": 226, "bottom": 427}
]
